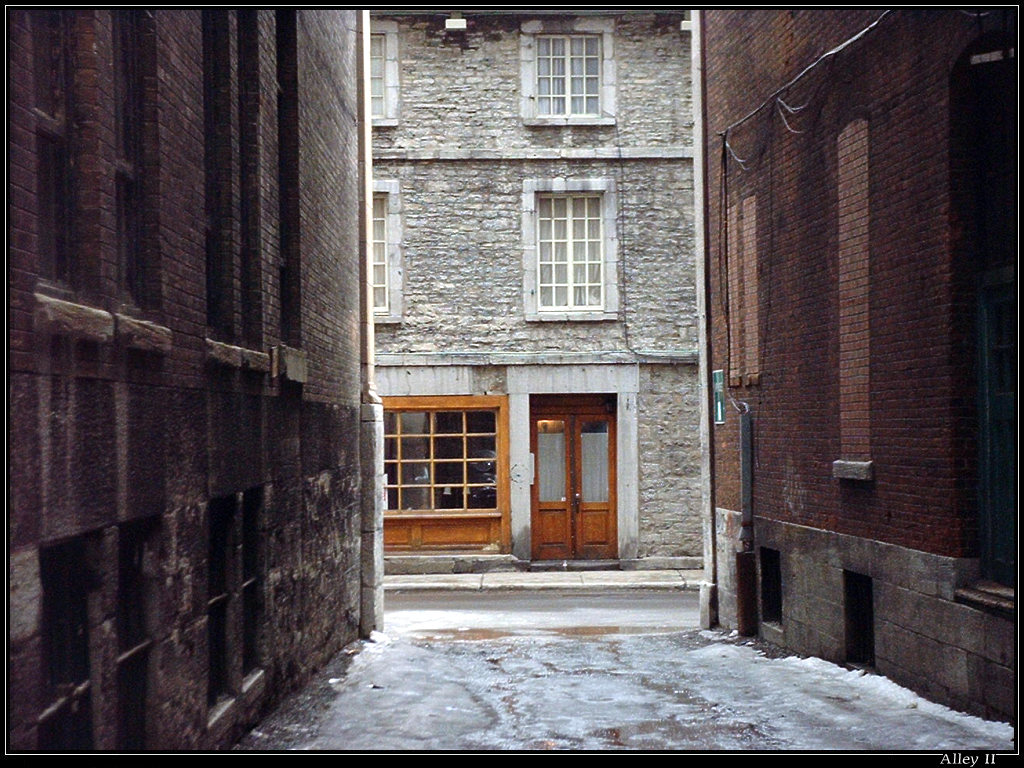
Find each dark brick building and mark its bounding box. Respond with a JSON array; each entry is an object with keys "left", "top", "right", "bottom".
[
  {"left": 698, "top": 10, "right": 1015, "bottom": 722},
  {"left": 7, "top": 9, "right": 381, "bottom": 750}
]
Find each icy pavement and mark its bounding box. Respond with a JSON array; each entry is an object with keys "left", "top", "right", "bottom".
[{"left": 236, "top": 625, "right": 1015, "bottom": 753}]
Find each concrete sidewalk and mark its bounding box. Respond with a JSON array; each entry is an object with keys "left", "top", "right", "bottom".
[{"left": 384, "top": 569, "right": 705, "bottom": 592}]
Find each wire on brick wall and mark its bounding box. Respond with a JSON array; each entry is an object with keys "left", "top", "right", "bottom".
[{"left": 716, "top": 10, "right": 892, "bottom": 140}]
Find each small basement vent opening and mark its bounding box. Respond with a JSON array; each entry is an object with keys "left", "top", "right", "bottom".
[
  {"left": 844, "top": 570, "right": 875, "bottom": 669},
  {"left": 760, "top": 547, "right": 782, "bottom": 623}
]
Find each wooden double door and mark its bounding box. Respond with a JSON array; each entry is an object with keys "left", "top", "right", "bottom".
[{"left": 530, "top": 395, "right": 617, "bottom": 560}]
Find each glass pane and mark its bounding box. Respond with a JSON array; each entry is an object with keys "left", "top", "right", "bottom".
[
  {"left": 581, "top": 421, "right": 609, "bottom": 503},
  {"left": 467, "top": 435, "right": 496, "bottom": 458},
  {"left": 540, "top": 264, "right": 553, "bottom": 284},
  {"left": 555, "top": 286, "right": 568, "bottom": 306},
  {"left": 574, "top": 286, "right": 587, "bottom": 307},
  {"left": 384, "top": 461, "right": 398, "bottom": 484},
  {"left": 400, "top": 435, "right": 430, "bottom": 461},
  {"left": 586, "top": 96, "right": 599, "bottom": 115},
  {"left": 435, "top": 485, "right": 464, "bottom": 510},
  {"left": 588, "top": 264, "right": 601, "bottom": 283},
  {"left": 554, "top": 242, "right": 567, "bottom": 263},
  {"left": 434, "top": 412, "right": 463, "bottom": 433},
  {"left": 586, "top": 56, "right": 599, "bottom": 76},
  {"left": 434, "top": 436, "right": 462, "bottom": 459},
  {"left": 467, "top": 459, "right": 496, "bottom": 486},
  {"left": 585, "top": 36, "right": 599, "bottom": 56},
  {"left": 384, "top": 437, "right": 398, "bottom": 460},
  {"left": 537, "top": 420, "right": 566, "bottom": 502},
  {"left": 401, "top": 462, "right": 430, "bottom": 485},
  {"left": 400, "top": 412, "right": 429, "bottom": 434},
  {"left": 538, "top": 37, "right": 550, "bottom": 56},
  {"left": 467, "top": 411, "right": 496, "bottom": 433},
  {"left": 467, "top": 486, "right": 497, "bottom": 509},
  {"left": 540, "top": 287, "right": 553, "bottom": 307},
  {"left": 571, "top": 96, "right": 584, "bottom": 114},
  {"left": 588, "top": 285, "right": 602, "bottom": 306},
  {"left": 383, "top": 411, "right": 398, "bottom": 434},
  {"left": 434, "top": 461, "right": 465, "bottom": 485},
  {"left": 401, "top": 486, "right": 431, "bottom": 511},
  {"left": 386, "top": 487, "right": 398, "bottom": 510}
]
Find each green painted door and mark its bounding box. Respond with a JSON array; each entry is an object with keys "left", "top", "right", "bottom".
[{"left": 979, "top": 277, "right": 1015, "bottom": 585}]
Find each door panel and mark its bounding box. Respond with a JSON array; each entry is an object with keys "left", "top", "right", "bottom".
[{"left": 531, "top": 397, "right": 616, "bottom": 560}]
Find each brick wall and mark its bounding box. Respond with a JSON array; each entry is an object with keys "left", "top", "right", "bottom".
[
  {"left": 7, "top": 9, "right": 366, "bottom": 750},
  {"left": 705, "top": 9, "right": 997, "bottom": 555}
]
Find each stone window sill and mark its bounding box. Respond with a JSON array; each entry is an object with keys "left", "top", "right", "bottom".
[
  {"left": 34, "top": 293, "right": 173, "bottom": 354},
  {"left": 832, "top": 459, "right": 874, "bottom": 481},
  {"left": 526, "top": 311, "right": 617, "bottom": 323},
  {"left": 523, "top": 117, "right": 616, "bottom": 128},
  {"left": 205, "top": 338, "right": 271, "bottom": 373}
]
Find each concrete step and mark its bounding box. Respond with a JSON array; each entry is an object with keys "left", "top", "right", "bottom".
[{"left": 384, "top": 553, "right": 703, "bottom": 575}]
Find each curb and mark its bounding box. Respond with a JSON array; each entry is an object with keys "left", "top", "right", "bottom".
[{"left": 384, "top": 570, "right": 706, "bottom": 593}]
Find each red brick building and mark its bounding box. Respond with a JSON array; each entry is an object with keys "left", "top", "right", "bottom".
[
  {"left": 698, "top": 9, "right": 1015, "bottom": 722},
  {"left": 8, "top": 10, "right": 381, "bottom": 750}
]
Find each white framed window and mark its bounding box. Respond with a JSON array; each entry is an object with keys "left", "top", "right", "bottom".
[
  {"left": 520, "top": 18, "right": 616, "bottom": 126},
  {"left": 536, "top": 35, "right": 601, "bottom": 117},
  {"left": 522, "top": 178, "right": 619, "bottom": 321},
  {"left": 371, "top": 193, "right": 389, "bottom": 314},
  {"left": 372, "top": 179, "right": 403, "bottom": 322},
  {"left": 537, "top": 194, "right": 603, "bottom": 310},
  {"left": 369, "top": 20, "right": 399, "bottom": 126}
]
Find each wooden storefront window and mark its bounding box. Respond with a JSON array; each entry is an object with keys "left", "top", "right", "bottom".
[{"left": 383, "top": 396, "right": 510, "bottom": 552}]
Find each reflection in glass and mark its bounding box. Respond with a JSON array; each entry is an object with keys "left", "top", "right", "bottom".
[
  {"left": 581, "top": 421, "right": 609, "bottom": 503},
  {"left": 537, "top": 420, "right": 565, "bottom": 501},
  {"left": 400, "top": 412, "right": 429, "bottom": 434}
]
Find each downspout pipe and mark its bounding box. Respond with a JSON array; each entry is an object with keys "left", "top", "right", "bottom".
[
  {"left": 735, "top": 409, "right": 758, "bottom": 635},
  {"left": 692, "top": 10, "right": 719, "bottom": 630},
  {"left": 357, "top": 9, "right": 385, "bottom": 638}
]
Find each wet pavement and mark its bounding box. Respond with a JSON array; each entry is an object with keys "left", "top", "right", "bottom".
[{"left": 235, "top": 588, "right": 1015, "bottom": 753}]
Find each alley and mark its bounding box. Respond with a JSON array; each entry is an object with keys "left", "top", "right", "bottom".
[{"left": 235, "top": 588, "right": 1014, "bottom": 753}]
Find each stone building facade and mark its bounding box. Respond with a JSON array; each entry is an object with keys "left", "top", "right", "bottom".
[
  {"left": 699, "top": 9, "right": 1015, "bottom": 722},
  {"left": 8, "top": 9, "right": 380, "bottom": 750},
  {"left": 370, "top": 11, "right": 701, "bottom": 568}
]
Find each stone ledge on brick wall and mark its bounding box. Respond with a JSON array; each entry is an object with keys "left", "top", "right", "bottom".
[
  {"left": 205, "top": 338, "right": 272, "bottom": 373},
  {"left": 832, "top": 459, "right": 874, "bottom": 481},
  {"left": 116, "top": 313, "right": 173, "bottom": 354},
  {"left": 34, "top": 292, "right": 115, "bottom": 342}
]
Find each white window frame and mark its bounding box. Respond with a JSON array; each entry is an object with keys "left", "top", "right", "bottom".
[
  {"left": 520, "top": 18, "right": 616, "bottom": 126},
  {"left": 372, "top": 179, "right": 403, "bottom": 323},
  {"left": 370, "top": 20, "right": 399, "bottom": 127},
  {"left": 522, "top": 178, "right": 619, "bottom": 322}
]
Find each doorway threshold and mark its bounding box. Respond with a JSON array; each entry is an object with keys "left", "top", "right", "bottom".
[{"left": 528, "top": 559, "right": 622, "bottom": 572}]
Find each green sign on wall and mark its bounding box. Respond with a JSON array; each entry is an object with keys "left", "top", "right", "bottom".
[{"left": 713, "top": 369, "right": 725, "bottom": 424}]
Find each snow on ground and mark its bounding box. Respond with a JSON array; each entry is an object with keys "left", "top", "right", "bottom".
[{"left": 685, "top": 633, "right": 1015, "bottom": 752}]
